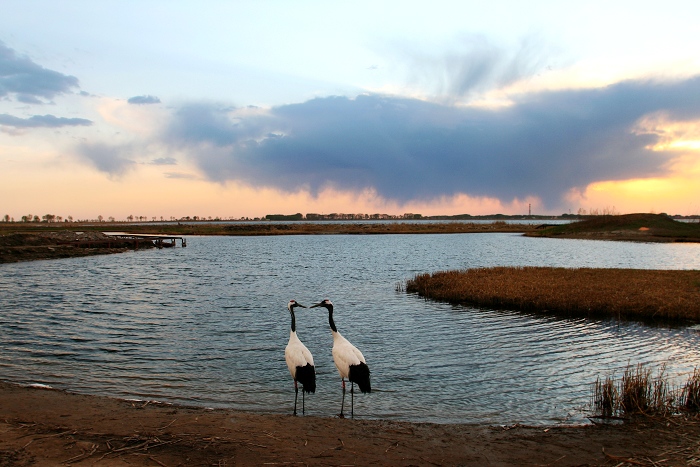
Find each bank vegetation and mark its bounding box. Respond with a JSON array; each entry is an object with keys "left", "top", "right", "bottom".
[
  {"left": 593, "top": 364, "right": 700, "bottom": 419},
  {"left": 0, "top": 221, "right": 536, "bottom": 237},
  {"left": 527, "top": 213, "right": 700, "bottom": 242},
  {"left": 405, "top": 266, "right": 700, "bottom": 323}
]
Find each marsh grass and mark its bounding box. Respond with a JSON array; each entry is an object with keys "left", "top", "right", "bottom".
[
  {"left": 593, "top": 364, "right": 699, "bottom": 418},
  {"left": 619, "top": 364, "right": 669, "bottom": 415},
  {"left": 682, "top": 369, "right": 700, "bottom": 413},
  {"left": 528, "top": 213, "right": 700, "bottom": 242},
  {"left": 594, "top": 376, "right": 617, "bottom": 417},
  {"left": 405, "top": 267, "right": 700, "bottom": 322},
  {"left": 0, "top": 221, "right": 536, "bottom": 237}
]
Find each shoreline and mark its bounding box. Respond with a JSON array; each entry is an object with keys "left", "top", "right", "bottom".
[
  {"left": 2, "top": 381, "right": 699, "bottom": 466},
  {"left": 3, "top": 216, "right": 698, "bottom": 265},
  {"left": 1, "top": 225, "right": 533, "bottom": 264}
]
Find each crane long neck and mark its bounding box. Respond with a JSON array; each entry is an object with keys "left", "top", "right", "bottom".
[
  {"left": 289, "top": 309, "right": 296, "bottom": 333},
  {"left": 327, "top": 306, "right": 337, "bottom": 333}
]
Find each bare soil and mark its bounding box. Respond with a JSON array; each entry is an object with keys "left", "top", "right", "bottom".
[{"left": 1, "top": 383, "right": 699, "bottom": 466}]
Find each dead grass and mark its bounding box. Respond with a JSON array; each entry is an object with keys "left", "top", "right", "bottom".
[
  {"left": 0, "top": 221, "right": 536, "bottom": 237},
  {"left": 220, "top": 221, "right": 534, "bottom": 235},
  {"left": 405, "top": 266, "right": 700, "bottom": 322},
  {"left": 682, "top": 369, "right": 700, "bottom": 413},
  {"left": 594, "top": 375, "right": 618, "bottom": 418},
  {"left": 527, "top": 213, "right": 700, "bottom": 242},
  {"left": 594, "top": 364, "right": 700, "bottom": 418}
]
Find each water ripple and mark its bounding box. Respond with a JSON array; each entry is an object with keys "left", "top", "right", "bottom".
[{"left": 1, "top": 234, "right": 700, "bottom": 424}]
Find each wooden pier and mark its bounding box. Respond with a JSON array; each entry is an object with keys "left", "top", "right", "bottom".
[{"left": 102, "top": 232, "right": 187, "bottom": 248}]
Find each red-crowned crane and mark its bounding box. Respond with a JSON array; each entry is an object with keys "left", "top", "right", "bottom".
[
  {"left": 310, "top": 299, "right": 370, "bottom": 418},
  {"left": 285, "top": 299, "right": 316, "bottom": 415}
]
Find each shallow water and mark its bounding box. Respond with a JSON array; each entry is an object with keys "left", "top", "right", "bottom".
[{"left": 1, "top": 233, "right": 699, "bottom": 424}]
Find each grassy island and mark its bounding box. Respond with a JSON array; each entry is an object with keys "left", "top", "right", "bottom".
[
  {"left": 406, "top": 266, "right": 700, "bottom": 323},
  {"left": 527, "top": 213, "right": 700, "bottom": 242}
]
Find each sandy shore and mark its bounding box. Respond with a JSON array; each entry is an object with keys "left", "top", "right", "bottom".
[{"left": 1, "top": 382, "right": 698, "bottom": 466}]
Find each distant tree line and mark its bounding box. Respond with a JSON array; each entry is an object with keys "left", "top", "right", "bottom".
[
  {"left": 3, "top": 210, "right": 698, "bottom": 224},
  {"left": 3, "top": 214, "right": 75, "bottom": 223},
  {"left": 287, "top": 213, "right": 423, "bottom": 220}
]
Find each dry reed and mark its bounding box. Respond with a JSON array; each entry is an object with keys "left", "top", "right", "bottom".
[
  {"left": 0, "top": 221, "right": 537, "bottom": 237},
  {"left": 593, "top": 364, "right": 699, "bottom": 418},
  {"left": 405, "top": 267, "right": 700, "bottom": 322},
  {"left": 682, "top": 368, "right": 700, "bottom": 413},
  {"left": 593, "top": 376, "right": 617, "bottom": 417},
  {"left": 220, "top": 222, "right": 534, "bottom": 236}
]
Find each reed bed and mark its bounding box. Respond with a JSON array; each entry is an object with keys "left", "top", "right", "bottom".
[
  {"left": 682, "top": 369, "right": 700, "bottom": 413},
  {"left": 528, "top": 213, "right": 700, "bottom": 242},
  {"left": 220, "top": 221, "right": 535, "bottom": 236},
  {"left": 0, "top": 221, "right": 536, "bottom": 237},
  {"left": 405, "top": 266, "right": 700, "bottom": 322},
  {"left": 593, "top": 364, "right": 700, "bottom": 418}
]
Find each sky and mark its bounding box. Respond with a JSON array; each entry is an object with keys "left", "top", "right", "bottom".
[{"left": 2, "top": 1, "right": 700, "bottom": 221}]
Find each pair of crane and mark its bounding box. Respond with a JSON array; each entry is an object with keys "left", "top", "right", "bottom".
[{"left": 285, "top": 299, "right": 371, "bottom": 418}]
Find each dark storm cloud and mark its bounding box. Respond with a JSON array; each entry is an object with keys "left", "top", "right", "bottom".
[
  {"left": 0, "top": 113, "right": 92, "bottom": 128},
  {"left": 161, "top": 76, "right": 700, "bottom": 209},
  {"left": 77, "top": 143, "right": 135, "bottom": 177},
  {"left": 166, "top": 102, "right": 276, "bottom": 149},
  {"left": 128, "top": 95, "right": 161, "bottom": 105},
  {"left": 0, "top": 41, "right": 80, "bottom": 100}
]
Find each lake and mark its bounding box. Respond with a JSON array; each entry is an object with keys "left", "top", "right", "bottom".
[{"left": 1, "top": 233, "right": 699, "bottom": 425}]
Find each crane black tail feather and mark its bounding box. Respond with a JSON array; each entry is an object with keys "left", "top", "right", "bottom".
[
  {"left": 349, "top": 362, "right": 371, "bottom": 393},
  {"left": 296, "top": 364, "right": 316, "bottom": 393}
]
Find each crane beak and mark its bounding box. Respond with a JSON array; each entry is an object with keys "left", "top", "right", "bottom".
[
  {"left": 309, "top": 302, "right": 323, "bottom": 308},
  {"left": 295, "top": 303, "right": 306, "bottom": 308}
]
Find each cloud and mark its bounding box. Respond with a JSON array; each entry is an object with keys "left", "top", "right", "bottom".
[
  {"left": 164, "top": 172, "right": 197, "bottom": 180},
  {"left": 149, "top": 157, "right": 177, "bottom": 165},
  {"left": 0, "top": 41, "right": 80, "bottom": 101},
  {"left": 128, "top": 95, "right": 161, "bottom": 105},
  {"left": 0, "top": 113, "right": 92, "bottom": 128},
  {"left": 156, "top": 75, "right": 700, "bottom": 211},
  {"left": 76, "top": 143, "right": 135, "bottom": 177},
  {"left": 166, "top": 102, "right": 272, "bottom": 148},
  {"left": 16, "top": 94, "right": 44, "bottom": 104},
  {"left": 398, "top": 34, "right": 558, "bottom": 101}
]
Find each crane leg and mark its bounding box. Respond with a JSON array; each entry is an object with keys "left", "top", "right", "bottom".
[
  {"left": 351, "top": 382, "right": 354, "bottom": 418},
  {"left": 293, "top": 381, "right": 298, "bottom": 416},
  {"left": 339, "top": 379, "right": 346, "bottom": 418},
  {"left": 302, "top": 386, "right": 305, "bottom": 415}
]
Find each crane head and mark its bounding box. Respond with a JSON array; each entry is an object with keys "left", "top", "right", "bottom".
[
  {"left": 287, "top": 299, "right": 306, "bottom": 311},
  {"left": 310, "top": 299, "right": 333, "bottom": 310}
]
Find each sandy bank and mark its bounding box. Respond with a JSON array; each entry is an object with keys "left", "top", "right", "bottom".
[{"left": 1, "top": 382, "right": 699, "bottom": 466}]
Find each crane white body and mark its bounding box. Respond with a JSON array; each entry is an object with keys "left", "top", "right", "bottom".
[
  {"left": 311, "top": 299, "right": 370, "bottom": 418},
  {"left": 285, "top": 330, "right": 315, "bottom": 380},
  {"left": 284, "top": 300, "right": 315, "bottom": 415},
  {"left": 331, "top": 330, "right": 366, "bottom": 380}
]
